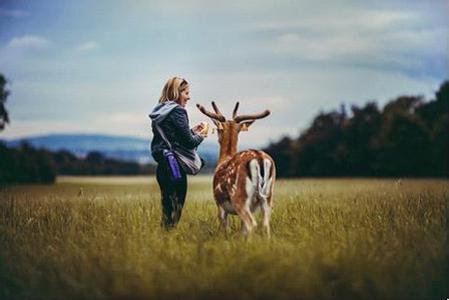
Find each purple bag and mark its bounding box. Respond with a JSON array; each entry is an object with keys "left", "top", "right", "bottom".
[{"left": 162, "top": 149, "right": 182, "bottom": 182}]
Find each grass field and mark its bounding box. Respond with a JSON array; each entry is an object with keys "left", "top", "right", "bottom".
[{"left": 1, "top": 176, "right": 448, "bottom": 300}]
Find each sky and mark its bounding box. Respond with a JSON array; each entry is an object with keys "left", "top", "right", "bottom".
[{"left": 0, "top": 0, "right": 448, "bottom": 147}]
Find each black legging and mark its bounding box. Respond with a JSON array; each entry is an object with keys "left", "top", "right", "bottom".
[{"left": 156, "top": 159, "right": 187, "bottom": 229}]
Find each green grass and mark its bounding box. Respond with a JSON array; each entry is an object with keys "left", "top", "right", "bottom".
[{"left": 1, "top": 177, "right": 448, "bottom": 300}]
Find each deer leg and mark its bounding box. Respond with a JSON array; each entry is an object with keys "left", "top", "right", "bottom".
[
  {"left": 235, "top": 205, "right": 256, "bottom": 235},
  {"left": 246, "top": 209, "right": 257, "bottom": 229},
  {"left": 217, "top": 205, "right": 228, "bottom": 231},
  {"left": 234, "top": 186, "right": 258, "bottom": 235},
  {"left": 260, "top": 197, "right": 272, "bottom": 238},
  {"left": 240, "top": 219, "right": 249, "bottom": 235}
]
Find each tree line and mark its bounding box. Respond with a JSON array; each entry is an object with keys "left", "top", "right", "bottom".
[
  {"left": 0, "top": 143, "right": 156, "bottom": 184},
  {"left": 263, "top": 80, "right": 448, "bottom": 178}
]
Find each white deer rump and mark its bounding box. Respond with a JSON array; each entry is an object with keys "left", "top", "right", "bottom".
[{"left": 246, "top": 158, "right": 273, "bottom": 211}]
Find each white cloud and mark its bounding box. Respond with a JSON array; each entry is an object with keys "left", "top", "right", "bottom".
[
  {"left": 77, "top": 41, "right": 98, "bottom": 52},
  {"left": 254, "top": 10, "right": 416, "bottom": 32},
  {"left": 251, "top": 7, "right": 447, "bottom": 74},
  {"left": 0, "top": 8, "right": 30, "bottom": 17},
  {"left": 8, "top": 35, "right": 51, "bottom": 49}
]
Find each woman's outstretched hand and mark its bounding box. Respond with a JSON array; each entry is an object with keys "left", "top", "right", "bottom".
[{"left": 192, "top": 122, "right": 208, "bottom": 137}]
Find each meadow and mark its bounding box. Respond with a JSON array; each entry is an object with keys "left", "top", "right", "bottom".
[{"left": 0, "top": 176, "right": 448, "bottom": 300}]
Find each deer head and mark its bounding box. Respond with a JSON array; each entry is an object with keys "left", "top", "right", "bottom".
[{"left": 196, "top": 101, "right": 270, "bottom": 163}]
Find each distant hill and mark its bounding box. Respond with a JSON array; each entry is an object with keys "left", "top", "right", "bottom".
[{"left": 2, "top": 133, "right": 220, "bottom": 165}]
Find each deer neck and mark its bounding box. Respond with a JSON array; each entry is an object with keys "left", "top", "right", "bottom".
[{"left": 218, "top": 131, "right": 238, "bottom": 165}]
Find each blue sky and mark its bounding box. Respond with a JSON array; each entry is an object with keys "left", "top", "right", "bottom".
[{"left": 0, "top": 0, "right": 447, "bottom": 147}]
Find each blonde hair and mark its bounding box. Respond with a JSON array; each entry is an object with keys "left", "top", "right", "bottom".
[{"left": 159, "top": 76, "right": 189, "bottom": 103}]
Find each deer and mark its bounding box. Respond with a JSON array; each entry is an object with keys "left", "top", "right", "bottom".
[{"left": 196, "top": 101, "right": 276, "bottom": 237}]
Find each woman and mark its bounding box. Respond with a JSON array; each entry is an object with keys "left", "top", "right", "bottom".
[{"left": 149, "top": 77, "right": 207, "bottom": 229}]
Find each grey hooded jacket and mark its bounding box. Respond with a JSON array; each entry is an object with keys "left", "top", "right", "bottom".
[{"left": 149, "top": 100, "right": 204, "bottom": 163}]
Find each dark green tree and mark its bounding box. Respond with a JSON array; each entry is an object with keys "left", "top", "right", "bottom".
[
  {"left": 0, "top": 73, "right": 10, "bottom": 130},
  {"left": 373, "top": 98, "right": 431, "bottom": 176},
  {"left": 341, "top": 102, "right": 382, "bottom": 176},
  {"left": 292, "top": 110, "right": 346, "bottom": 176},
  {"left": 427, "top": 81, "right": 449, "bottom": 176}
]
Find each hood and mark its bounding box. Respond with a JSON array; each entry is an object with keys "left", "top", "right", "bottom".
[{"left": 149, "top": 100, "right": 181, "bottom": 124}]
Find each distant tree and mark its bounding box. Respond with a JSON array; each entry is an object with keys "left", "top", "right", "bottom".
[
  {"left": 431, "top": 114, "right": 449, "bottom": 176},
  {"left": 0, "top": 142, "right": 17, "bottom": 182},
  {"left": 417, "top": 80, "right": 449, "bottom": 128},
  {"left": 16, "top": 142, "right": 40, "bottom": 183},
  {"left": 374, "top": 103, "right": 431, "bottom": 176},
  {"left": 53, "top": 150, "right": 79, "bottom": 174},
  {"left": 292, "top": 110, "right": 346, "bottom": 176},
  {"left": 342, "top": 102, "right": 382, "bottom": 176},
  {"left": 0, "top": 73, "right": 10, "bottom": 130},
  {"left": 86, "top": 151, "right": 105, "bottom": 164},
  {"left": 427, "top": 81, "right": 449, "bottom": 176},
  {"left": 35, "top": 149, "right": 57, "bottom": 183},
  {"left": 435, "top": 80, "right": 449, "bottom": 108}
]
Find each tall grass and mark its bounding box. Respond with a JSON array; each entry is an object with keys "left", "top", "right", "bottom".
[{"left": 1, "top": 177, "right": 448, "bottom": 300}]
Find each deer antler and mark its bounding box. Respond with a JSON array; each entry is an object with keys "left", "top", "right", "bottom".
[
  {"left": 196, "top": 102, "right": 226, "bottom": 122},
  {"left": 232, "top": 102, "right": 240, "bottom": 119},
  {"left": 211, "top": 101, "right": 225, "bottom": 117},
  {"left": 234, "top": 109, "right": 271, "bottom": 123}
]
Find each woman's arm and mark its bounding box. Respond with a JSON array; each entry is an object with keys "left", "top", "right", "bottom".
[{"left": 170, "top": 107, "right": 204, "bottom": 149}]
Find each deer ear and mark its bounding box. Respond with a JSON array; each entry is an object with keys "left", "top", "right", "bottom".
[{"left": 240, "top": 121, "right": 255, "bottom": 132}]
